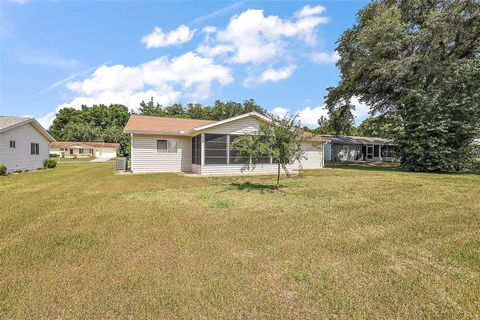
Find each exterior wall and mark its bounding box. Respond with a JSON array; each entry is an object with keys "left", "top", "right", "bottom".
[
  {"left": 200, "top": 117, "right": 261, "bottom": 135},
  {"left": 295, "top": 142, "right": 324, "bottom": 169},
  {"left": 324, "top": 143, "right": 332, "bottom": 161},
  {"left": 0, "top": 123, "right": 50, "bottom": 172},
  {"left": 131, "top": 134, "right": 191, "bottom": 173}
]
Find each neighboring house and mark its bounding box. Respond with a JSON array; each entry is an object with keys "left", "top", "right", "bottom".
[
  {"left": 0, "top": 116, "right": 55, "bottom": 172},
  {"left": 124, "top": 112, "right": 325, "bottom": 175},
  {"left": 322, "top": 135, "right": 397, "bottom": 162},
  {"left": 49, "top": 141, "right": 120, "bottom": 158}
]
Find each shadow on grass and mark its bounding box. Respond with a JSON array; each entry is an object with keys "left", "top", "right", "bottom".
[
  {"left": 229, "top": 182, "right": 277, "bottom": 192},
  {"left": 326, "top": 161, "right": 403, "bottom": 172}
]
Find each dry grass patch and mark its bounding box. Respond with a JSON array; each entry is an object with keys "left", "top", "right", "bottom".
[{"left": 1, "top": 162, "right": 479, "bottom": 319}]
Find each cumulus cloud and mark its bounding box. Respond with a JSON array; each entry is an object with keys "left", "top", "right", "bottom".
[
  {"left": 271, "top": 105, "right": 328, "bottom": 127},
  {"left": 141, "top": 25, "right": 196, "bottom": 48},
  {"left": 60, "top": 51, "right": 232, "bottom": 111},
  {"left": 295, "top": 5, "right": 326, "bottom": 18},
  {"left": 244, "top": 65, "right": 296, "bottom": 85},
  {"left": 311, "top": 51, "right": 339, "bottom": 64},
  {"left": 197, "top": 6, "right": 329, "bottom": 64}
]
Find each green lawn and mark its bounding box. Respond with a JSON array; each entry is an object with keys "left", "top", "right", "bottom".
[{"left": 1, "top": 162, "right": 479, "bottom": 319}]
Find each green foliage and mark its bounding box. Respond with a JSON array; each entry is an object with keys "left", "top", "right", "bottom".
[
  {"left": 356, "top": 116, "right": 399, "bottom": 138},
  {"left": 232, "top": 113, "right": 306, "bottom": 189},
  {"left": 138, "top": 98, "right": 267, "bottom": 120},
  {"left": 0, "top": 164, "right": 6, "bottom": 176},
  {"left": 44, "top": 158, "right": 57, "bottom": 169},
  {"left": 48, "top": 104, "right": 131, "bottom": 155},
  {"left": 326, "top": 0, "right": 480, "bottom": 172}
]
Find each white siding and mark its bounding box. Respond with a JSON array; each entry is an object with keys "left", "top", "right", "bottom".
[
  {"left": 97, "top": 148, "right": 116, "bottom": 158},
  {"left": 131, "top": 134, "right": 191, "bottom": 173},
  {"left": 0, "top": 123, "right": 50, "bottom": 172},
  {"left": 294, "top": 142, "right": 324, "bottom": 169},
  {"left": 201, "top": 117, "right": 260, "bottom": 135}
]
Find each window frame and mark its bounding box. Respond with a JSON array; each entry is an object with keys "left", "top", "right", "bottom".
[
  {"left": 9, "top": 140, "right": 16, "bottom": 149},
  {"left": 157, "top": 139, "right": 178, "bottom": 154},
  {"left": 30, "top": 143, "right": 39, "bottom": 155}
]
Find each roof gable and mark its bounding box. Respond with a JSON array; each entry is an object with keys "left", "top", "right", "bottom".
[{"left": 0, "top": 116, "right": 55, "bottom": 142}]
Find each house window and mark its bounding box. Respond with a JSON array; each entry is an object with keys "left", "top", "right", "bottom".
[
  {"left": 9, "top": 140, "right": 16, "bottom": 148},
  {"left": 70, "top": 149, "right": 73, "bottom": 155},
  {"left": 374, "top": 145, "right": 380, "bottom": 157},
  {"left": 30, "top": 143, "right": 39, "bottom": 155},
  {"left": 79, "top": 149, "right": 84, "bottom": 154},
  {"left": 157, "top": 139, "right": 177, "bottom": 153},
  {"left": 382, "top": 146, "right": 395, "bottom": 158},
  {"left": 205, "top": 134, "right": 227, "bottom": 164},
  {"left": 191, "top": 135, "right": 201, "bottom": 165}
]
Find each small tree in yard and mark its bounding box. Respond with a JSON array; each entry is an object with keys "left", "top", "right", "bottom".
[{"left": 232, "top": 113, "right": 306, "bottom": 189}]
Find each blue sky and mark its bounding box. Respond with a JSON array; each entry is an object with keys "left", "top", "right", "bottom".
[{"left": 0, "top": 0, "right": 370, "bottom": 128}]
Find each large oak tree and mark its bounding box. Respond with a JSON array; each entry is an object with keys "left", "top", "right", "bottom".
[{"left": 326, "top": 0, "right": 480, "bottom": 172}]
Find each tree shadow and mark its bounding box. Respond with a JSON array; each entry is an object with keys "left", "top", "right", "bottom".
[
  {"left": 326, "top": 161, "right": 403, "bottom": 172},
  {"left": 228, "top": 182, "right": 277, "bottom": 192}
]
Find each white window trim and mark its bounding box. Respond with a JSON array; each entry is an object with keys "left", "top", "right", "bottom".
[{"left": 157, "top": 139, "right": 178, "bottom": 154}]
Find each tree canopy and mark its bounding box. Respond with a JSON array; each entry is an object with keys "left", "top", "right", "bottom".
[{"left": 326, "top": 0, "right": 480, "bottom": 172}]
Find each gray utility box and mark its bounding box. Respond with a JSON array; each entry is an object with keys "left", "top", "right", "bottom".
[{"left": 116, "top": 157, "right": 127, "bottom": 171}]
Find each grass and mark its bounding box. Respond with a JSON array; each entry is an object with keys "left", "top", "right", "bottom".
[{"left": 1, "top": 161, "right": 479, "bottom": 319}]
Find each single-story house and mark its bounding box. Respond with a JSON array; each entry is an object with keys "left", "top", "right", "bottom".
[
  {"left": 123, "top": 112, "right": 325, "bottom": 175},
  {"left": 0, "top": 116, "right": 55, "bottom": 172},
  {"left": 322, "top": 135, "right": 397, "bottom": 162},
  {"left": 49, "top": 141, "right": 120, "bottom": 158}
]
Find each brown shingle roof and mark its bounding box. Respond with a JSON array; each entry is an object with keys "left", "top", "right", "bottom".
[
  {"left": 49, "top": 141, "right": 120, "bottom": 148},
  {"left": 124, "top": 115, "right": 215, "bottom": 134}
]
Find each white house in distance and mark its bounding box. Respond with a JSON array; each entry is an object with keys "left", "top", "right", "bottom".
[
  {"left": 124, "top": 112, "right": 325, "bottom": 175},
  {"left": 49, "top": 141, "right": 120, "bottom": 158},
  {"left": 0, "top": 116, "right": 55, "bottom": 172}
]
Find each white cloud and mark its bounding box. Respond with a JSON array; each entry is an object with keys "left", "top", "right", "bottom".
[
  {"left": 244, "top": 65, "right": 296, "bottom": 85},
  {"left": 197, "top": 6, "right": 329, "bottom": 64},
  {"left": 141, "top": 25, "right": 196, "bottom": 48},
  {"left": 271, "top": 107, "right": 289, "bottom": 117},
  {"left": 61, "top": 51, "right": 232, "bottom": 112},
  {"left": 297, "top": 106, "right": 329, "bottom": 126},
  {"left": 295, "top": 5, "right": 326, "bottom": 18},
  {"left": 270, "top": 105, "right": 328, "bottom": 127},
  {"left": 37, "top": 111, "right": 57, "bottom": 129},
  {"left": 351, "top": 96, "right": 370, "bottom": 122},
  {"left": 311, "top": 51, "right": 339, "bottom": 64}
]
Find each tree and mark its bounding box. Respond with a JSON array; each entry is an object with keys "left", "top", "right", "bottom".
[
  {"left": 61, "top": 122, "right": 103, "bottom": 142},
  {"left": 49, "top": 107, "right": 83, "bottom": 139},
  {"left": 139, "top": 98, "right": 166, "bottom": 116},
  {"left": 314, "top": 106, "right": 356, "bottom": 135},
  {"left": 356, "top": 116, "right": 398, "bottom": 138},
  {"left": 326, "top": 0, "right": 480, "bottom": 172},
  {"left": 231, "top": 113, "right": 306, "bottom": 189}
]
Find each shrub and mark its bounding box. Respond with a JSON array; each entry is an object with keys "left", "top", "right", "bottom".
[
  {"left": 0, "top": 164, "right": 6, "bottom": 176},
  {"left": 44, "top": 158, "right": 57, "bottom": 169}
]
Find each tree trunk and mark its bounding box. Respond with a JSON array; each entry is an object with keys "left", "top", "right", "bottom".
[{"left": 276, "top": 162, "right": 280, "bottom": 189}]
